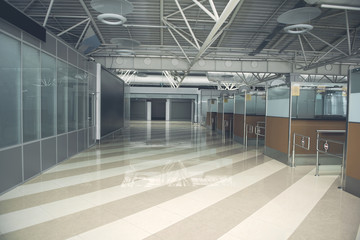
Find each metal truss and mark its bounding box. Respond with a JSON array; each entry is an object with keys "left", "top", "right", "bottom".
[
  {"left": 207, "top": 72, "right": 283, "bottom": 90},
  {"left": 294, "top": 10, "right": 359, "bottom": 71},
  {"left": 163, "top": 0, "right": 244, "bottom": 87},
  {"left": 299, "top": 74, "right": 347, "bottom": 83},
  {"left": 117, "top": 70, "right": 137, "bottom": 84}
]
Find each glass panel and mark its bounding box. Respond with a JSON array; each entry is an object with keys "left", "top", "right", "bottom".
[
  {"left": 57, "top": 60, "right": 68, "bottom": 134},
  {"left": 255, "top": 94, "right": 266, "bottom": 115},
  {"left": 224, "top": 98, "right": 234, "bottom": 113},
  {"left": 68, "top": 65, "right": 78, "bottom": 131},
  {"left": 267, "top": 86, "right": 290, "bottom": 117},
  {"left": 41, "top": 53, "right": 56, "bottom": 138},
  {"left": 0, "top": 33, "right": 21, "bottom": 148},
  {"left": 234, "top": 94, "right": 245, "bottom": 114},
  {"left": 77, "top": 70, "right": 87, "bottom": 129},
  {"left": 22, "top": 44, "right": 40, "bottom": 142}
]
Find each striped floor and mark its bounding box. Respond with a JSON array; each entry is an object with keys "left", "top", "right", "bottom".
[{"left": 0, "top": 121, "right": 360, "bottom": 240}]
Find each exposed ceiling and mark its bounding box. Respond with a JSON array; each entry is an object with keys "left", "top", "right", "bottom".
[{"left": 6, "top": 0, "right": 360, "bottom": 87}]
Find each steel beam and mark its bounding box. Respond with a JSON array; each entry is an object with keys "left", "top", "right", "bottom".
[
  {"left": 166, "top": 26, "right": 191, "bottom": 63},
  {"left": 79, "top": 0, "right": 105, "bottom": 44},
  {"left": 57, "top": 18, "right": 89, "bottom": 37},
  {"left": 24, "top": 0, "right": 37, "bottom": 12},
  {"left": 160, "top": 0, "right": 164, "bottom": 45},
  {"left": 192, "top": 0, "right": 217, "bottom": 21},
  {"left": 189, "top": 0, "right": 243, "bottom": 69},
  {"left": 306, "top": 31, "right": 348, "bottom": 56},
  {"left": 175, "top": 0, "right": 200, "bottom": 49},
  {"left": 345, "top": 10, "right": 352, "bottom": 55},
  {"left": 75, "top": 19, "right": 91, "bottom": 49},
  {"left": 43, "top": 0, "right": 55, "bottom": 27},
  {"left": 216, "top": 1, "right": 243, "bottom": 47}
]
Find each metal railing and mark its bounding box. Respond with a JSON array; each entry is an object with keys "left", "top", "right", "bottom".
[
  {"left": 255, "top": 121, "right": 265, "bottom": 149},
  {"left": 291, "top": 133, "right": 311, "bottom": 167},
  {"left": 316, "top": 129, "right": 346, "bottom": 188}
]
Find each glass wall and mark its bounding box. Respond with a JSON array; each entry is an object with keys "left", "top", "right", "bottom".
[
  {"left": 291, "top": 84, "right": 347, "bottom": 119},
  {"left": 77, "top": 69, "right": 87, "bottom": 129},
  {"left": 22, "top": 44, "right": 40, "bottom": 142},
  {"left": 68, "top": 65, "right": 78, "bottom": 131},
  {"left": 234, "top": 93, "right": 245, "bottom": 115},
  {"left": 0, "top": 23, "right": 99, "bottom": 194},
  {"left": 0, "top": 33, "right": 21, "bottom": 148},
  {"left": 41, "top": 53, "right": 56, "bottom": 138},
  {"left": 57, "top": 60, "right": 68, "bottom": 134},
  {"left": 267, "top": 85, "right": 290, "bottom": 117}
]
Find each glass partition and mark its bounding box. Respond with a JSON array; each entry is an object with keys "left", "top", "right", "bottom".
[
  {"left": 68, "top": 65, "right": 78, "bottom": 131},
  {"left": 22, "top": 44, "right": 40, "bottom": 142},
  {"left": 57, "top": 60, "right": 68, "bottom": 134},
  {"left": 41, "top": 53, "right": 56, "bottom": 138},
  {"left": 0, "top": 33, "right": 21, "bottom": 148},
  {"left": 234, "top": 93, "right": 245, "bottom": 114},
  {"left": 77, "top": 69, "right": 87, "bottom": 129},
  {"left": 267, "top": 85, "right": 290, "bottom": 117},
  {"left": 291, "top": 83, "right": 347, "bottom": 119}
]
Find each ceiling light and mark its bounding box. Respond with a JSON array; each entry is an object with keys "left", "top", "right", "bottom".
[
  {"left": 320, "top": 4, "right": 360, "bottom": 11},
  {"left": 284, "top": 24, "right": 313, "bottom": 34},
  {"left": 97, "top": 13, "right": 126, "bottom": 25}
]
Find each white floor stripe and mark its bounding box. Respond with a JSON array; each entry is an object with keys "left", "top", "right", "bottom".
[
  {"left": 70, "top": 160, "right": 285, "bottom": 240},
  {"left": 47, "top": 144, "right": 199, "bottom": 173},
  {"left": 0, "top": 143, "right": 237, "bottom": 201},
  {"left": 218, "top": 170, "right": 338, "bottom": 240},
  {"left": 0, "top": 150, "right": 255, "bottom": 234},
  {"left": 356, "top": 223, "right": 360, "bottom": 240}
]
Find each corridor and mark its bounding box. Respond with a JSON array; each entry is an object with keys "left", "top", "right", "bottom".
[{"left": 0, "top": 121, "right": 360, "bottom": 240}]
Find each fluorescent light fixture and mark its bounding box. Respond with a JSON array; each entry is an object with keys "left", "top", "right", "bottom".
[{"left": 320, "top": 4, "right": 360, "bottom": 11}]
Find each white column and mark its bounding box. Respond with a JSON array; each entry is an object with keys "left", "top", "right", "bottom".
[
  {"left": 95, "top": 63, "right": 101, "bottom": 140},
  {"left": 166, "top": 99, "right": 171, "bottom": 121},
  {"left": 146, "top": 101, "right": 152, "bottom": 121}
]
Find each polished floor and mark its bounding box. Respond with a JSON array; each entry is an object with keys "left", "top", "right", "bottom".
[{"left": 0, "top": 121, "right": 360, "bottom": 240}]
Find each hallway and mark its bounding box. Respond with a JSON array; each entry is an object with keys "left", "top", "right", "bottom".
[{"left": 0, "top": 121, "right": 359, "bottom": 240}]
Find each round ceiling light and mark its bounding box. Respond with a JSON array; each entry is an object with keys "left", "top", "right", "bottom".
[
  {"left": 277, "top": 7, "right": 321, "bottom": 25},
  {"left": 97, "top": 13, "right": 127, "bottom": 25},
  {"left": 114, "top": 49, "right": 134, "bottom": 55},
  {"left": 284, "top": 24, "right": 313, "bottom": 34},
  {"left": 110, "top": 38, "right": 141, "bottom": 48},
  {"left": 91, "top": 0, "right": 133, "bottom": 15}
]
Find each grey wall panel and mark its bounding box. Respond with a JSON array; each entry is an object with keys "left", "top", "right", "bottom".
[
  {"left": 78, "top": 129, "right": 86, "bottom": 152},
  {"left": 41, "top": 33, "right": 56, "bottom": 56},
  {"left": 101, "top": 69, "right": 124, "bottom": 137},
  {"left": 23, "top": 142, "right": 41, "bottom": 180},
  {"left": 0, "top": 19, "right": 21, "bottom": 38},
  {"left": 89, "top": 127, "right": 96, "bottom": 146},
  {"left": 23, "top": 32, "right": 40, "bottom": 48},
  {"left": 68, "top": 49, "right": 77, "bottom": 66},
  {"left": 171, "top": 100, "right": 191, "bottom": 121},
  {"left": 57, "top": 41, "right": 67, "bottom": 61},
  {"left": 41, "top": 137, "right": 57, "bottom": 171},
  {"left": 68, "top": 131, "right": 78, "bottom": 157},
  {"left": 345, "top": 176, "right": 360, "bottom": 198},
  {"left": 130, "top": 99, "right": 146, "bottom": 120},
  {"left": 351, "top": 70, "right": 360, "bottom": 94},
  {"left": 0, "top": 146, "right": 22, "bottom": 193},
  {"left": 78, "top": 54, "right": 86, "bottom": 70},
  {"left": 57, "top": 134, "right": 68, "bottom": 162}
]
